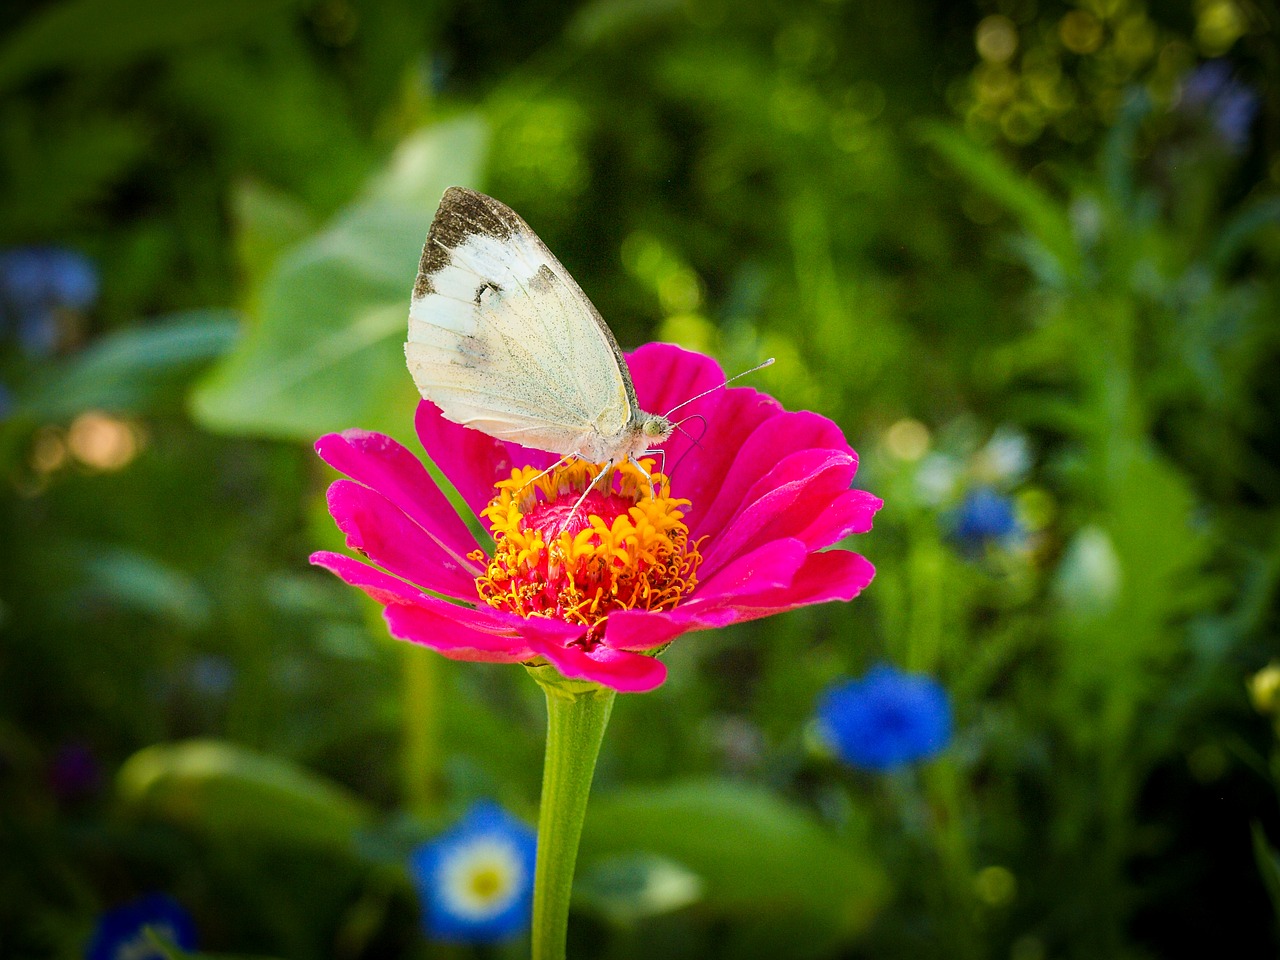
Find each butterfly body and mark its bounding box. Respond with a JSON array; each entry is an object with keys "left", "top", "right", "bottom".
[{"left": 405, "top": 187, "right": 673, "bottom": 466}]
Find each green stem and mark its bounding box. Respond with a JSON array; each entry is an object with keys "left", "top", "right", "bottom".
[
  {"left": 527, "top": 666, "right": 617, "bottom": 960},
  {"left": 402, "top": 646, "right": 441, "bottom": 819}
]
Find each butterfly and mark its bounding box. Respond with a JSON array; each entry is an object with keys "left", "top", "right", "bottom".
[{"left": 405, "top": 187, "right": 675, "bottom": 478}]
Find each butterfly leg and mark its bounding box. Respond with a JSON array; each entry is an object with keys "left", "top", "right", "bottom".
[
  {"left": 567, "top": 459, "right": 615, "bottom": 519},
  {"left": 513, "top": 452, "right": 579, "bottom": 498},
  {"left": 650, "top": 450, "right": 667, "bottom": 495},
  {"left": 629, "top": 452, "right": 664, "bottom": 499}
]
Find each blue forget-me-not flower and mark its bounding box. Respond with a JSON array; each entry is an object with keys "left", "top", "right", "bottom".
[
  {"left": 86, "top": 893, "right": 197, "bottom": 960},
  {"left": 408, "top": 801, "right": 537, "bottom": 943}
]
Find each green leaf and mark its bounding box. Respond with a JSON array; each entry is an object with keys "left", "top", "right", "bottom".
[
  {"left": 117, "top": 739, "right": 371, "bottom": 852},
  {"left": 917, "top": 121, "right": 1080, "bottom": 277},
  {"left": 1100, "top": 88, "right": 1151, "bottom": 212},
  {"left": 14, "top": 310, "right": 240, "bottom": 419},
  {"left": 190, "top": 116, "right": 488, "bottom": 445},
  {"left": 568, "top": 0, "right": 686, "bottom": 46},
  {"left": 1213, "top": 195, "right": 1280, "bottom": 269},
  {"left": 230, "top": 180, "right": 320, "bottom": 291},
  {"left": 77, "top": 543, "right": 212, "bottom": 629},
  {"left": 1252, "top": 822, "right": 1280, "bottom": 924},
  {"left": 580, "top": 779, "right": 886, "bottom": 951},
  {"left": 574, "top": 852, "right": 704, "bottom": 924},
  {"left": 0, "top": 107, "right": 148, "bottom": 240},
  {"left": 0, "top": 0, "right": 301, "bottom": 90}
]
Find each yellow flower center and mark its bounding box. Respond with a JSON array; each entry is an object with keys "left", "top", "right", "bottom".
[
  {"left": 468, "top": 865, "right": 504, "bottom": 900},
  {"left": 472, "top": 459, "right": 702, "bottom": 634}
]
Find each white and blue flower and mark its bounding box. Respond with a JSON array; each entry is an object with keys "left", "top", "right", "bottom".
[
  {"left": 409, "top": 801, "right": 537, "bottom": 943},
  {"left": 86, "top": 893, "right": 197, "bottom": 960}
]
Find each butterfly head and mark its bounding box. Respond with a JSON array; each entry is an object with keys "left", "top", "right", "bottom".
[
  {"left": 609, "top": 412, "right": 673, "bottom": 466},
  {"left": 641, "top": 414, "right": 674, "bottom": 446}
]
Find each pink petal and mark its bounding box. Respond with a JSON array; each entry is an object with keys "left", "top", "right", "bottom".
[
  {"left": 601, "top": 538, "right": 811, "bottom": 654},
  {"left": 313, "top": 550, "right": 555, "bottom": 662},
  {"left": 674, "top": 391, "right": 787, "bottom": 534},
  {"left": 601, "top": 608, "right": 695, "bottom": 653},
  {"left": 792, "top": 488, "right": 884, "bottom": 544},
  {"left": 628, "top": 348, "right": 788, "bottom": 534},
  {"left": 697, "top": 449, "right": 857, "bottom": 579},
  {"left": 536, "top": 639, "right": 669, "bottom": 693},
  {"left": 691, "top": 538, "right": 809, "bottom": 603},
  {"left": 600, "top": 539, "right": 811, "bottom": 655},
  {"left": 627, "top": 343, "right": 726, "bottom": 419},
  {"left": 712, "top": 549, "right": 876, "bottom": 622},
  {"left": 383, "top": 602, "right": 536, "bottom": 663},
  {"left": 413, "top": 400, "right": 556, "bottom": 517},
  {"left": 384, "top": 592, "right": 664, "bottom": 691},
  {"left": 604, "top": 548, "right": 876, "bottom": 652},
  {"left": 326, "top": 480, "right": 479, "bottom": 597},
  {"left": 690, "top": 408, "right": 854, "bottom": 545},
  {"left": 315, "top": 431, "right": 481, "bottom": 566},
  {"left": 310, "top": 550, "right": 430, "bottom": 606}
]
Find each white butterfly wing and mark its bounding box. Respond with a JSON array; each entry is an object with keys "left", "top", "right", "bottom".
[{"left": 405, "top": 188, "right": 636, "bottom": 457}]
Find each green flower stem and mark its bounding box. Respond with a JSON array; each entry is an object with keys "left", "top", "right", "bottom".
[
  {"left": 402, "top": 647, "right": 441, "bottom": 819},
  {"left": 527, "top": 665, "right": 617, "bottom": 960}
]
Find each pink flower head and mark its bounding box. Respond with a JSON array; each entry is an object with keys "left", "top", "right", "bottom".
[{"left": 311, "top": 344, "right": 882, "bottom": 693}]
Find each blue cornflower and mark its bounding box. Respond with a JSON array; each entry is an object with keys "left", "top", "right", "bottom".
[
  {"left": 815, "top": 665, "right": 952, "bottom": 772},
  {"left": 0, "top": 246, "right": 98, "bottom": 356},
  {"left": 951, "top": 486, "right": 1022, "bottom": 548},
  {"left": 408, "top": 801, "right": 537, "bottom": 943},
  {"left": 1180, "top": 60, "right": 1258, "bottom": 153},
  {"left": 86, "top": 893, "right": 197, "bottom": 960}
]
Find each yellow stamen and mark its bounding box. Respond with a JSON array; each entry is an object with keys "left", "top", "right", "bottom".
[{"left": 472, "top": 459, "right": 702, "bottom": 634}]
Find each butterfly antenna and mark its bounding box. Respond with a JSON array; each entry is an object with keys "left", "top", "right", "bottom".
[
  {"left": 662, "top": 357, "right": 775, "bottom": 419},
  {"left": 674, "top": 414, "right": 708, "bottom": 450},
  {"left": 668, "top": 415, "right": 709, "bottom": 478}
]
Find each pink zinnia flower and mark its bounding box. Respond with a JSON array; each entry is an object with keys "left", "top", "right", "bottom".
[{"left": 311, "top": 344, "right": 881, "bottom": 693}]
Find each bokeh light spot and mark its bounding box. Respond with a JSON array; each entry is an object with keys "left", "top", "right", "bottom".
[
  {"left": 976, "top": 15, "right": 1018, "bottom": 64},
  {"left": 1060, "top": 10, "right": 1104, "bottom": 55},
  {"left": 657, "top": 312, "right": 716, "bottom": 354},
  {"left": 68, "top": 411, "right": 140, "bottom": 471},
  {"left": 1195, "top": 0, "right": 1246, "bottom": 55},
  {"left": 1113, "top": 15, "right": 1156, "bottom": 64},
  {"left": 1000, "top": 101, "right": 1045, "bottom": 144},
  {"left": 975, "top": 63, "right": 1018, "bottom": 107},
  {"left": 1249, "top": 662, "right": 1280, "bottom": 714},
  {"left": 658, "top": 269, "right": 703, "bottom": 314},
  {"left": 974, "top": 865, "right": 1017, "bottom": 906},
  {"left": 1187, "top": 743, "right": 1228, "bottom": 783},
  {"left": 885, "top": 418, "right": 930, "bottom": 461},
  {"left": 770, "top": 82, "right": 825, "bottom": 134},
  {"left": 31, "top": 426, "right": 67, "bottom": 474},
  {"left": 831, "top": 110, "right": 872, "bottom": 152}
]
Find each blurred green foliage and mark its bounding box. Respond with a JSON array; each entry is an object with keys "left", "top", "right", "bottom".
[{"left": 2, "top": 0, "right": 1278, "bottom": 957}]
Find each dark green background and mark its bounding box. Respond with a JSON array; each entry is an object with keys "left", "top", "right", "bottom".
[{"left": 2, "top": 0, "right": 1278, "bottom": 957}]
